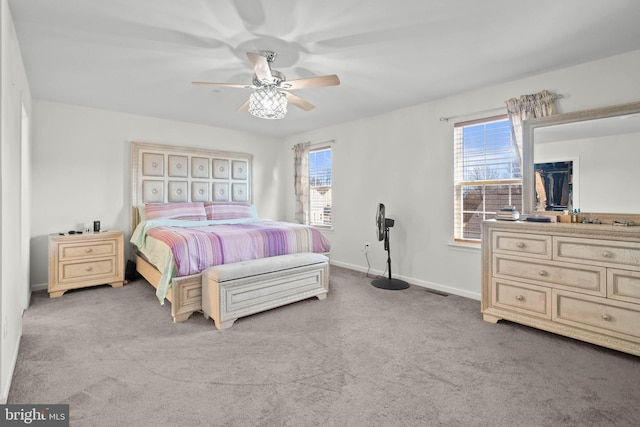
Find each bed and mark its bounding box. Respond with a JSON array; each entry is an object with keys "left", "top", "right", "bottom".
[{"left": 130, "top": 142, "right": 331, "bottom": 322}]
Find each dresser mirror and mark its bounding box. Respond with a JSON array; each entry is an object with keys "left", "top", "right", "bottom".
[{"left": 522, "top": 100, "right": 640, "bottom": 216}]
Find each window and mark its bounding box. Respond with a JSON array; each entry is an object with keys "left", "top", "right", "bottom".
[
  {"left": 309, "top": 146, "right": 332, "bottom": 227},
  {"left": 454, "top": 115, "right": 522, "bottom": 242}
]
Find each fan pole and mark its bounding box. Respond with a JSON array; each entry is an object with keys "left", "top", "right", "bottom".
[
  {"left": 371, "top": 226, "right": 410, "bottom": 290},
  {"left": 385, "top": 227, "right": 392, "bottom": 280}
]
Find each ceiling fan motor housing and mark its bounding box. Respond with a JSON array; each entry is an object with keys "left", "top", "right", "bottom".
[{"left": 253, "top": 69, "right": 285, "bottom": 87}]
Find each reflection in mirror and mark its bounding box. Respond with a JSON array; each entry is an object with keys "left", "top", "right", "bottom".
[
  {"left": 534, "top": 161, "right": 573, "bottom": 212},
  {"left": 522, "top": 101, "right": 640, "bottom": 215}
]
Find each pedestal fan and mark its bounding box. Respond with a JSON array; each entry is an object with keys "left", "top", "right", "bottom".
[{"left": 371, "top": 203, "right": 410, "bottom": 290}]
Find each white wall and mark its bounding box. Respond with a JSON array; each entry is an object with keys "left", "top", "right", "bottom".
[
  {"left": 1, "top": 0, "right": 32, "bottom": 403},
  {"left": 29, "top": 101, "right": 283, "bottom": 287},
  {"left": 282, "top": 49, "right": 640, "bottom": 299}
]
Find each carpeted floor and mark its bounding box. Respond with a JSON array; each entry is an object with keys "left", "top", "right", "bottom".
[{"left": 8, "top": 266, "right": 640, "bottom": 426}]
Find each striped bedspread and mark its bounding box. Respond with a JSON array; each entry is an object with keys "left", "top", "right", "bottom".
[{"left": 145, "top": 221, "right": 331, "bottom": 278}]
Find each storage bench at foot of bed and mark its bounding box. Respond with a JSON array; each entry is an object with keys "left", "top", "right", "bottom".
[{"left": 202, "top": 253, "right": 329, "bottom": 330}]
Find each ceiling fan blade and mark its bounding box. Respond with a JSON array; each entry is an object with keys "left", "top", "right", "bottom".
[
  {"left": 283, "top": 91, "right": 315, "bottom": 111},
  {"left": 246, "top": 52, "right": 273, "bottom": 82},
  {"left": 192, "top": 81, "right": 250, "bottom": 89},
  {"left": 236, "top": 100, "right": 250, "bottom": 113},
  {"left": 281, "top": 74, "right": 340, "bottom": 90}
]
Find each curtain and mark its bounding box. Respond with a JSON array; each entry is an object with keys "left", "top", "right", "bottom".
[
  {"left": 505, "top": 89, "right": 557, "bottom": 166},
  {"left": 293, "top": 142, "right": 310, "bottom": 224}
]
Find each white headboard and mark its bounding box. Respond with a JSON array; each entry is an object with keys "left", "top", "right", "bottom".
[{"left": 130, "top": 141, "right": 253, "bottom": 232}]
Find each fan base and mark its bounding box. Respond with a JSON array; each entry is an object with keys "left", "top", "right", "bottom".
[{"left": 371, "top": 278, "right": 410, "bottom": 290}]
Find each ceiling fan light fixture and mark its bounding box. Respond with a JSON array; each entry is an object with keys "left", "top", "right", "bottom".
[{"left": 249, "top": 86, "right": 287, "bottom": 120}]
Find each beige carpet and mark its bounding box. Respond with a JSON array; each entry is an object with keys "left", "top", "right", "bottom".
[{"left": 8, "top": 266, "right": 640, "bottom": 426}]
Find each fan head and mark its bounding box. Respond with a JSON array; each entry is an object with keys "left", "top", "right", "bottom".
[{"left": 376, "top": 203, "right": 385, "bottom": 241}]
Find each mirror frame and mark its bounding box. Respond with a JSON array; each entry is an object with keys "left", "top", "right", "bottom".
[{"left": 522, "top": 100, "right": 640, "bottom": 215}]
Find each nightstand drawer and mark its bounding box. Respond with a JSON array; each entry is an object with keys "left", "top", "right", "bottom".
[
  {"left": 553, "top": 290, "right": 640, "bottom": 340},
  {"left": 59, "top": 240, "right": 117, "bottom": 260},
  {"left": 493, "top": 254, "right": 605, "bottom": 296},
  {"left": 59, "top": 258, "right": 117, "bottom": 283}
]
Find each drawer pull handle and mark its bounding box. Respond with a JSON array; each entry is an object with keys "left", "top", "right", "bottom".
[
  {"left": 86, "top": 267, "right": 93, "bottom": 272},
  {"left": 602, "top": 251, "right": 612, "bottom": 258},
  {"left": 601, "top": 313, "right": 611, "bottom": 321},
  {"left": 538, "top": 270, "right": 547, "bottom": 277},
  {"left": 516, "top": 242, "right": 525, "bottom": 248},
  {"left": 515, "top": 295, "right": 524, "bottom": 301}
]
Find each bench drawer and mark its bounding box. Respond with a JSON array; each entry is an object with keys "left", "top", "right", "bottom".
[{"left": 202, "top": 254, "right": 330, "bottom": 330}]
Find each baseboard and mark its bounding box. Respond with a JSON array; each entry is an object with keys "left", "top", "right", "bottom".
[
  {"left": 31, "top": 282, "right": 47, "bottom": 292},
  {"left": 0, "top": 323, "right": 22, "bottom": 404},
  {"left": 329, "top": 260, "right": 480, "bottom": 301}
]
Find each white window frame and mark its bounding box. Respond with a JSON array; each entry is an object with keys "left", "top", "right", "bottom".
[
  {"left": 308, "top": 142, "right": 333, "bottom": 229},
  {"left": 454, "top": 115, "right": 522, "bottom": 243}
]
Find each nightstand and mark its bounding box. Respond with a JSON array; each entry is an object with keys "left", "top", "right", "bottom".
[{"left": 48, "top": 230, "right": 125, "bottom": 298}]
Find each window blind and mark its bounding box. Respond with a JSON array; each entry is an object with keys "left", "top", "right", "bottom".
[
  {"left": 453, "top": 115, "right": 522, "bottom": 241},
  {"left": 309, "top": 147, "right": 332, "bottom": 227}
]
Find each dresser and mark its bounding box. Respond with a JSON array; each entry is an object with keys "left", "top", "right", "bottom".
[
  {"left": 481, "top": 219, "right": 640, "bottom": 356},
  {"left": 48, "top": 230, "right": 125, "bottom": 298}
]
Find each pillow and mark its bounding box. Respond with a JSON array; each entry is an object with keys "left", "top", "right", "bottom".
[
  {"left": 205, "top": 201, "right": 255, "bottom": 220},
  {"left": 144, "top": 202, "right": 206, "bottom": 221}
]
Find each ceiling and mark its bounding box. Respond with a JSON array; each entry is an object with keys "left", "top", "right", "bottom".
[{"left": 9, "top": 0, "right": 640, "bottom": 138}]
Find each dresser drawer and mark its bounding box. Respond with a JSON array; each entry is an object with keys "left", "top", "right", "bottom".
[
  {"left": 59, "top": 258, "right": 117, "bottom": 283},
  {"left": 553, "top": 289, "right": 640, "bottom": 341},
  {"left": 608, "top": 268, "right": 640, "bottom": 304},
  {"left": 554, "top": 236, "right": 640, "bottom": 269},
  {"left": 492, "top": 278, "right": 551, "bottom": 319},
  {"left": 59, "top": 240, "right": 117, "bottom": 260},
  {"left": 493, "top": 254, "right": 605, "bottom": 296},
  {"left": 492, "top": 231, "right": 551, "bottom": 259}
]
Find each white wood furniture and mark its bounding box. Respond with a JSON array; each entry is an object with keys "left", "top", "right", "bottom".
[
  {"left": 482, "top": 219, "right": 640, "bottom": 356},
  {"left": 48, "top": 230, "right": 124, "bottom": 298},
  {"left": 129, "top": 142, "right": 332, "bottom": 323},
  {"left": 202, "top": 253, "right": 329, "bottom": 330},
  {"left": 130, "top": 142, "right": 254, "bottom": 322}
]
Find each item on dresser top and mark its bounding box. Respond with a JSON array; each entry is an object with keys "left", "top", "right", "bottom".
[
  {"left": 613, "top": 220, "right": 636, "bottom": 226},
  {"left": 496, "top": 206, "right": 520, "bottom": 221},
  {"left": 525, "top": 216, "right": 551, "bottom": 223}
]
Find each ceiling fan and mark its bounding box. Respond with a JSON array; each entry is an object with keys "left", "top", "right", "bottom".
[{"left": 192, "top": 51, "right": 340, "bottom": 119}]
